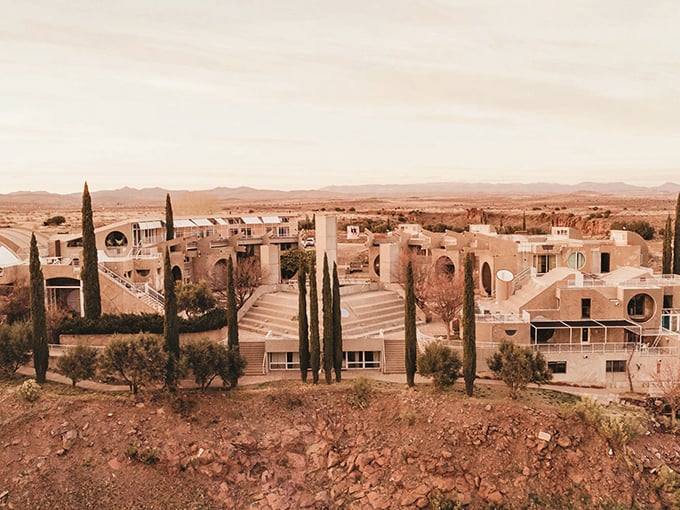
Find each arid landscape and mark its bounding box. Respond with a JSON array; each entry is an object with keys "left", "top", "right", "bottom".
[{"left": 1, "top": 187, "right": 680, "bottom": 509}]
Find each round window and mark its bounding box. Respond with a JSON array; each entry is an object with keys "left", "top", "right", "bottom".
[
  {"left": 627, "top": 293, "right": 655, "bottom": 323},
  {"left": 567, "top": 252, "right": 585, "bottom": 270}
]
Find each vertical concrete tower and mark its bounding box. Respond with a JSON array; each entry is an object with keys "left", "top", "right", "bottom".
[{"left": 315, "top": 214, "right": 338, "bottom": 289}]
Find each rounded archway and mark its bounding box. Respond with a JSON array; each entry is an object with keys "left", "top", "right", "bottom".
[
  {"left": 481, "top": 262, "right": 492, "bottom": 295},
  {"left": 171, "top": 265, "right": 182, "bottom": 282},
  {"left": 212, "top": 259, "right": 227, "bottom": 291},
  {"left": 627, "top": 293, "right": 655, "bottom": 323},
  {"left": 105, "top": 231, "right": 128, "bottom": 247},
  {"left": 373, "top": 255, "right": 380, "bottom": 277},
  {"left": 435, "top": 256, "right": 455, "bottom": 277}
]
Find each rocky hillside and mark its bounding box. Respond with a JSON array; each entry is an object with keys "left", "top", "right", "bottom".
[{"left": 0, "top": 380, "right": 679, "bottom": 510}]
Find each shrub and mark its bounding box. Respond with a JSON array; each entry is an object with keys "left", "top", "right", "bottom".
[
  {"left": 0, "top": 322, "right": 32, "bottom": 378},
  {"left": 56, "top": 344, "right": 99, "bottom": 386},
  {"left": 223, "top": 347, "right": 247, "bottom": 389},
  {"left": 487, "top": 340, "right": 552, "bottom": 399},
  {"left": 610, "top": 220, "right": 655, "bottom": 240},
  {"left": 126, "top": 442, "right": 160, "bottom": 464},
  {"left": 182, "top": 339, "right": 229, "bottom": 390},
  {"left": 568, "top": 397, "right": 644, "bottom": 449},
  {"left": 43, "top": 215, "right": 66, "bottom": 226},
  {"left": 347, "top": 376, "right": 373, "bottom": 409},
  {"left": 57, "top": 309, "right": 226, "bottom": 336},
  {"left": 418, "top": 342, "right": 462, "bottom": 389},
  {"left": 99, "top": 334, "right": 167, "bottom": 394},
  {"left": 177, "top": 281, "right": 216, "bottom": 317},
  {"left": 17, "top": 379, "right": 41, "bottom": 402}
]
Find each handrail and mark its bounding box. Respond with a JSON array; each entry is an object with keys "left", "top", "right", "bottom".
[{"left": 98, "top": 263, "right": 164, "bottom": 309}]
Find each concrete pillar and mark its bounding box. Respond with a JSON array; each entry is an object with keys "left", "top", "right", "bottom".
[
  {"left": 316, "top": 214, "right": 338, "bottom": 289},
  {"left": 379, "top": 243, "right": 400, "bottom": 284},
  {"left": 260, "top": 245, "right": 281, "bottom": 284}
]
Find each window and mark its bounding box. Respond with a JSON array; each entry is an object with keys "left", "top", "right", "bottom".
[
  {"left": 663, "top": 295, "right": 673, "bottom": 309},
  {"left": 605, "top": 360, "right": 626, "bottom": 373},
  {"left": 581, "top": 298, "right": 591, "bottom": 318},
  {"left": 548, "top": 361, "right": 567, "bottom": 374},
  {"left": 567, "top": 251, "right": 586, "bottom": 270},
  {"left": 581, "top": 328, "right": 589, "bottom": 342},
  {"left": 268, "top": 352, "right": 300, "bottom": 370},
  {"left": 627, "top": 293, "right": 655, "bottom": 322}
]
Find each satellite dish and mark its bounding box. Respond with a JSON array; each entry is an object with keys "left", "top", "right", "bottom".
[{"left": 496, "top": 269, "right": 514, "bottom": 282}]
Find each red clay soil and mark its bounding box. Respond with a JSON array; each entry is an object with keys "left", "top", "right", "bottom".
[{"left": 0, "top": 379, "right": 679, "bottom": 510}]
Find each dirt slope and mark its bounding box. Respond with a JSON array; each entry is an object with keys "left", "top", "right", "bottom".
[{"left": 0, "top": 380, "right": 679, "bottom": 510}]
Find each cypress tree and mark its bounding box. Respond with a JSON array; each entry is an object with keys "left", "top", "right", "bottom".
[
  {"left": 81, "top": 181, "right": 101, "bottom": 319},
  {"left": 332, "top": 262, "right": 343, "bottom": 382},
  {"left": 462, "top": 253, "right": 477, "bottom": 397},
  {"left": 674, "top": 193, "right": 680, "bottom": 275},
  {"left": 405, "top": 260, "right": 417, "bottom": 387},
  {"left": 522, "top": 210, "right": 526, "bottom": 231},
  {"left": 309, "top": 259, "right": 320, "bottom": 384},
  {"left": 29, "top": 233, "right": 49, "bottom": 383},
  {"left": 163, "top": 248, "right": 179, "bottom": 390},
  {"left": 298, "top": 259, "right": 310, "bottom": 382},
  {"left": 226, "top": 256, "right": 240, "bottom": 387},
  {"left": 322, "top": 253, "right": 333, "bottom": 384},
  {"left": 165, "top": 193, "right": 174, "bottom": 241},
  {"left": 663, "top": 214, "right": 673, "bottom": 274}
]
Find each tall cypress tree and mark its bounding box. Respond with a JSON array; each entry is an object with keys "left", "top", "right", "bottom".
[
  {"left": 163, "top": 248, "right": 179, "bottom": 390},
  {"left": 405, "top": 260, "right": 417, "bottom": 387},
  {"left": 81, "top": 181, "right": 101, "bottom": 319},
  {"left": 29, "top": 233, "right": 49, "bottom": 383},
  {"left": 462, "top": 252, "right": 477, "bottom": 397},
  {"left": 165, "top": 193, "right": 174, "bottom": 241},
  {"left": 226, "top": 256, "right": 240, "bottom": 387},
  {"left": 309, "top": 259, "right": 320, "bottom": 384},
  {"left": 322, "top": 253, "right": 333, "bottom": 384},
  {"left": 332, "top": 262, "right": 343, "bottom": 382},
  {"left": 663, "top": 214, "right": 673, "bottom": 275},
  {"left": 674, "top": 193, "right": 680, "bottom": 275},
  {"left": 298, "top": 260, "right": 310, "bottom": 382},
  {"left": 522, "top": 210, "right": 527, "bottom": 231}
]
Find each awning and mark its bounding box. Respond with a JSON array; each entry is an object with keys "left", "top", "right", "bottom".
[
  {"left": 241, "top": 216, "right": 262, "bottom": 225},
  {"left": 174, "top": 219, "right": 196, "bottom": 228},
  {"left": 191, "top": 218, "right": 213, "bottom": 227},
  {"left": 261, "top": 216, "right": 281, "bottom": 224},
  {"left": 531, "top": 319, "right": 640, "bottom": 331},
  {"left": 137, "top": 221, "right": 162, "bottom": 230},
  {"left": 0, "top": 245, "right": 20, "bottom": 267},
  {"left": 213, "top": 218, "right": 228, "bottom": 226}
]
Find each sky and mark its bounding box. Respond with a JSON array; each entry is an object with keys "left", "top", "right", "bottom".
[{"left": 2, "top": 0, "right": 680, "bottom": 193}]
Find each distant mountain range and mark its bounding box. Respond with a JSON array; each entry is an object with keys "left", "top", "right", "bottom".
[{"left": 1, "top": 181, "right": 678, "bottom": 208}]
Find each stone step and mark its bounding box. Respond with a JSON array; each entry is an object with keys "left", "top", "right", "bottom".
[{"left": 239, "top": 341, "right": 266, "bottom": 375}]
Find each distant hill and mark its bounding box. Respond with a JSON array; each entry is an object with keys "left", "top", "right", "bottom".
[{"left": 1, "top": 181, "right": 678, "bottom": 208}]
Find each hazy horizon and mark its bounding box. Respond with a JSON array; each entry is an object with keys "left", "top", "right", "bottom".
[{"left": 3, "top": 1, "right": 679, "bottom": 193}]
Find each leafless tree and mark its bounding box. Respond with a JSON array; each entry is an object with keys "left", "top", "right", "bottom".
[
  {"left": 652, "top": 358, "right": 680, "bottom": 429},
  {"left": 425, "top": 271, "right": 464, "bottom": 339},
  {"left": 398, "top": 248, "right": 432, "bottom": 311},
  {"left": 211, "top": 256, "right": 264, "bottom": 310}
]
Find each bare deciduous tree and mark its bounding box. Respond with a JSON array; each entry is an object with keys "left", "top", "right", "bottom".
[
  {"left": 652, "top": 358, "right": 680, "bottom": 429},
  {"left": 425, "top": 271, "right": 464, "bottom": 339},
  {"left": 211, "top": 256, "right": 264, "bottom": 310}
]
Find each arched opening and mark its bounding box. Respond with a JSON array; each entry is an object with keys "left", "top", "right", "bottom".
[
  {"left": 481, "top": 262, "right": 492, "bottom": 295},
  {"left": 105, "top": 231, "right": 128, "bottom": 248},
  {"left": 627, "top": 293, "right": 655, "bottom": 323},
  {"left": 171, "top": 266, "right": 182, "bottom": 282},
  {"left": 212, "top": 259, "right": 228, "bottom": 291},
  {"left": 373, "top": 255, "right": 380, "bottom": 277},
  {"left": 435, "top": 256, "right": 455, "bottom": 277},
  {"left": 45, "top": 277, "right": 81, "bottom": 314}
]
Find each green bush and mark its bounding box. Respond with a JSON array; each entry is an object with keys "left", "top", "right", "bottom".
[
  {"left": 487, "top": 340, "right": 552, "bottom": 399},
  {"left": 610, "top": 220, "right": 655, "bottom": 240},
  {"left": 56, "top": 344, "right": 99, "bottom": 386},
  {"left": 57, "top": 309, "right": 227, "bottom": 336},
  {"left": 43, "top": 215, "right": 66, "bottom": 226},
  {"left": 99, "top": 335, "right": 167, "bottom": 394},
  {"left": 418, "top": 342, "right": 462, "bottom": 389},
  {"left": 182, "top": 339, "right": 230, "bottom": 390},
  {"left": 347, "top": 376, "right": 373, "bottom": 409},
  {"left": 0, "top": 322, "right": 32, "bottom": 378},
  {"left": 568, "top": 397, "right": 644, "bottom": 449},
  {"left": 17, "top": 379, "right": 41, "bottom": 402}
]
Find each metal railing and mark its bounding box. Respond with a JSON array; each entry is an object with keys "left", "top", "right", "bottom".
[
  {"left": 475, "top": 312, "right": 526, "bottom": 323},
  {"left": 98, "top": 264, "right": 164, "bottom": 309},
  {"left": 533, "top": 343, "right": 679, "bottom": 356}
]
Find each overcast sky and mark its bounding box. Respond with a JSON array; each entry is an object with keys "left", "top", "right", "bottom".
[{"left": 2, "top": 1, "right": 679, "bottom": 193}]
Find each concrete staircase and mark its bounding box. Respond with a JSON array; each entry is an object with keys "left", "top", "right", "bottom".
[
  {"left": 383, "top": 338, "right": 406, "bottom": 374},
  {"left": 341, "top": 290, "right": 405, "bottom": 338},
  {"left": 98, "top": 263, "right": 164, "bottom": 313},
  {"left": 239, "top": 292, "right": 299, "bottom": 337},
  {"left": 238, "top": 289, "right": 408, "bottom": 339},
  {"left": 239, "top": 341, "right": 266, "bottom": 376}
]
